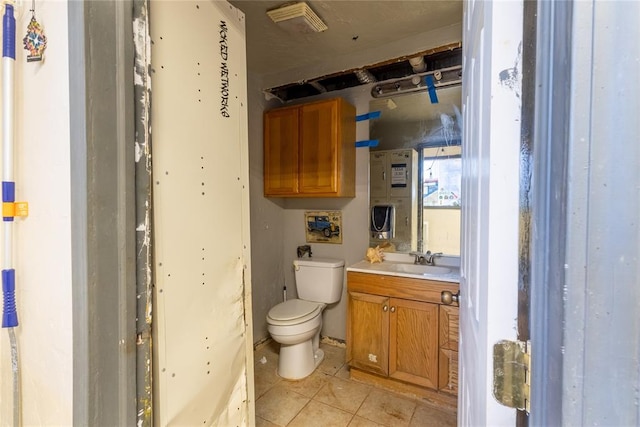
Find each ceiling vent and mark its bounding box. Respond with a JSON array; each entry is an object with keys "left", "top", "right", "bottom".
[{"left": 267, "top": 2, "right": 328, "bottom": 33}]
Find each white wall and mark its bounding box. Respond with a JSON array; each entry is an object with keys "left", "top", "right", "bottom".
[{"left": 0, "top": 1, "right": 73, "bottom": 424}]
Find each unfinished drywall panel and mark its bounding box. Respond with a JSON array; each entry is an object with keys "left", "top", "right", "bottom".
[{"left": 150, "top": 1, "right": 253, "bottom": 425}]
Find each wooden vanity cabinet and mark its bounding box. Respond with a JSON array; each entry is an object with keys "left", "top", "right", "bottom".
[
  {"left": 347, "top": 271, "right": 459, "bottom": 399},
  {"left": 348, "top": 292, "right": 439, "bottom": 388},
  {"left": 263, "top": 98, "right": 356, "bottom": 197},
  {"left": 439, "top": 305, "right": 459, "bottom": 395}
]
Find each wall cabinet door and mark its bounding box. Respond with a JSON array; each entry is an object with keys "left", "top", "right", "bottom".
[
  {"left": 388, "top": 298, "right": 439, "bottom": 389},
  {"left": 263, "top": 98, "right": 355, "bottom": 197},
  {"left": 264, "top": 107, "right": 299, "bottom": 195},
  {"left": 348, "top": 291, "right": 389, "bottom": 376},
  {"left": 299, "top": 101, "right": 338, "bottom": 194}
]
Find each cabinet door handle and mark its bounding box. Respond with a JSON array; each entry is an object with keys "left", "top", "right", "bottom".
[
  {"left": 405, "top": 216, "right": 409, "bottom": 226},
  {"left": 441, "top": 291, "right": 460, "bottom": 305},
  {"left": 382, "top": 305, "right": 388, "bottom": 312},
  {"left": 390, "top": 306, "right": 396, "bottom": 313},
  {"left": 382, "top": 171, "right": 386, "bottom": 181}
]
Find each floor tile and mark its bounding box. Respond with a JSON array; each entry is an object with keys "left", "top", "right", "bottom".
[
  {"left": 356, "top": 388, "right": 417, "bottom": 427},
  {"left": 255, "top": 386, "right": 310, "bottom": 426},
  {"left": 335, "top": 363, "right": 351, "bottom": 380},
  {"left": 280, "top": 370, "right": 332, "bottom": 398},
  {"left": 314, "top": 376, "right": 372, "bottom": 414},
  {"left": 409, "top": 403, "right": 457, "bottom": 427},
  {"left": 255, "top": 416, "right": 280, "bottom": 427},
  {"left": 348, "top": 416, "right": 383, "bottom": 427},
  {"left": 288, "top": 400, "right": 353, "bottom": 427},
  {"left": 254, "top": 341, "right": 458, "bottom": 427},
  {"left": 317, "top": 343, "right": 347, "bottom": 375},
  {"left": 254, "top": 356, "right": 282, "bottom": 399}
]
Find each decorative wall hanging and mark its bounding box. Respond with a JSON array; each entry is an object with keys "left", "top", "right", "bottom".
[
  {"left": 304, "top": 211, "right": 342, "bottom": 244},
  {"left": 23, "top": 0, "right": 47, "bottom": 62}
]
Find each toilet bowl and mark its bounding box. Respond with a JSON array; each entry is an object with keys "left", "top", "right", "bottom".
[
  {"left": 266, "top": 257, "right": 344, "bottom": 380},
  {"left": 267, "top": 299, "right": 325, "bottom": 379}
]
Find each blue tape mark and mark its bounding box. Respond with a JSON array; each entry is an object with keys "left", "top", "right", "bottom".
[
  {"left": 425, "top": 75, "right": 439, "bottom": 104},
  {"left": 3, "top": 5, "right": 16, "bottom": 60},
  {"left": 2, "top": 269, "right": 18, "bottom": 328},
  {"left": 355, "top": 139, "right": 379, "bottom": 148},
  {"left": 3, "top": 182, "right": 15, "bottom": 202},
  {"left": 356, "top": 111, "right": 381, "bottom": 122}
]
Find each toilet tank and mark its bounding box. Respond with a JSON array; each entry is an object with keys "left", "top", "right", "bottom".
[{"left": 293, "top": 258, "right": 345, "bottom": 303}]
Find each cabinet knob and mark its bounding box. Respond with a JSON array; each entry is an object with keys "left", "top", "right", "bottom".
[
  {"left": 383, "top": 305, "right": 388, "bottom": 312},
  {"left": 441, "top": 291, "right": 460, "bottom": 305},
  {"left": 390, "top": 306, "right": 396, "bottom": 313}
]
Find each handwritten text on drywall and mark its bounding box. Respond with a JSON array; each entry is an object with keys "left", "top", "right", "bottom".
[{"left": 219, "top": 21, "right": 230, "bottom": 118}]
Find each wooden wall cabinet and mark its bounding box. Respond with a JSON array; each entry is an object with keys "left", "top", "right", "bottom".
[
  {"left": 347, "top": 271, "right": 459, "bottom": 400},
  {"left": 263, "top": 98, "right": 356, "bottom": 197}
]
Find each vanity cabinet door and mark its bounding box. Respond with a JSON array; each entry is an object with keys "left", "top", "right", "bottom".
[
  {"left": 347, "top": 291, "right": 389, "bottom": 376},
  {"left": 388, "top": 298, "right": 439, "bottom": 389},
  {"left": 439, "top": 305, "right": 459, "bottom": 394},
  {"left": 439, "top": 305, "right": 459, "bottom": 351},
  {"left": 439, "top": 349, "right": 458, "bottom": 395}
]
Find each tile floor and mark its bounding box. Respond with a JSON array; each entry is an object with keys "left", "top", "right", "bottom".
[{"left": 254, "top": 341, "right": 457, "bottom": 427}]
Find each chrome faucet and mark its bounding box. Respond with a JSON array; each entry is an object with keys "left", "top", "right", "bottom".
[{"left": 412, "top": 250, "right": 443, "bottom": 266}]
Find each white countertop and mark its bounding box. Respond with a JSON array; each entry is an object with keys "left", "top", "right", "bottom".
[{"left": 347, "top": 258, "right": 461, "bottom": 284}]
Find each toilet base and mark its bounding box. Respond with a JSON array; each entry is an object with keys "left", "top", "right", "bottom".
[{"left": 277, "top": 341, "right": 325, "bottom": 380}]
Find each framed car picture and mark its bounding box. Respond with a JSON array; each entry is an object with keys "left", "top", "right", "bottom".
[{"left": 304, "top": 211, "right": 342, "bottom": 244}]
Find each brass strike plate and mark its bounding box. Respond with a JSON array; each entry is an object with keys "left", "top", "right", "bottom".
[{"left": 492, "top": 340, "right": 530, "bottom": 413}]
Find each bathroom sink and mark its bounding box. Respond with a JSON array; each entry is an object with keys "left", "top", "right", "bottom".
[{"left": 389, "top": 264, "right": 452, "bottom": 275}]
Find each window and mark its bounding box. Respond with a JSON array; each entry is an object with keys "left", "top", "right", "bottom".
[
  {"left": 418, "top": 144, "right": 462, "bottom": 254},
  {"left": 423, "top": 155, "right": 461, "bottom": 207}
]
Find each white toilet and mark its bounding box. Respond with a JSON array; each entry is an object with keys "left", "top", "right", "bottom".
[{"left": 266, "top": 257, "right": 344, "bottom": 380}]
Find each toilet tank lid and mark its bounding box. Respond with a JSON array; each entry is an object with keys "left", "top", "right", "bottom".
[{"left": 293, "top": 258, "right": 345, "bottom": 268}]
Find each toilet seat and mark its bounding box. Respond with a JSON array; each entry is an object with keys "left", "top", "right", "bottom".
[{"left": 267, "top": 299, "right": 323, "bottom": 326}]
